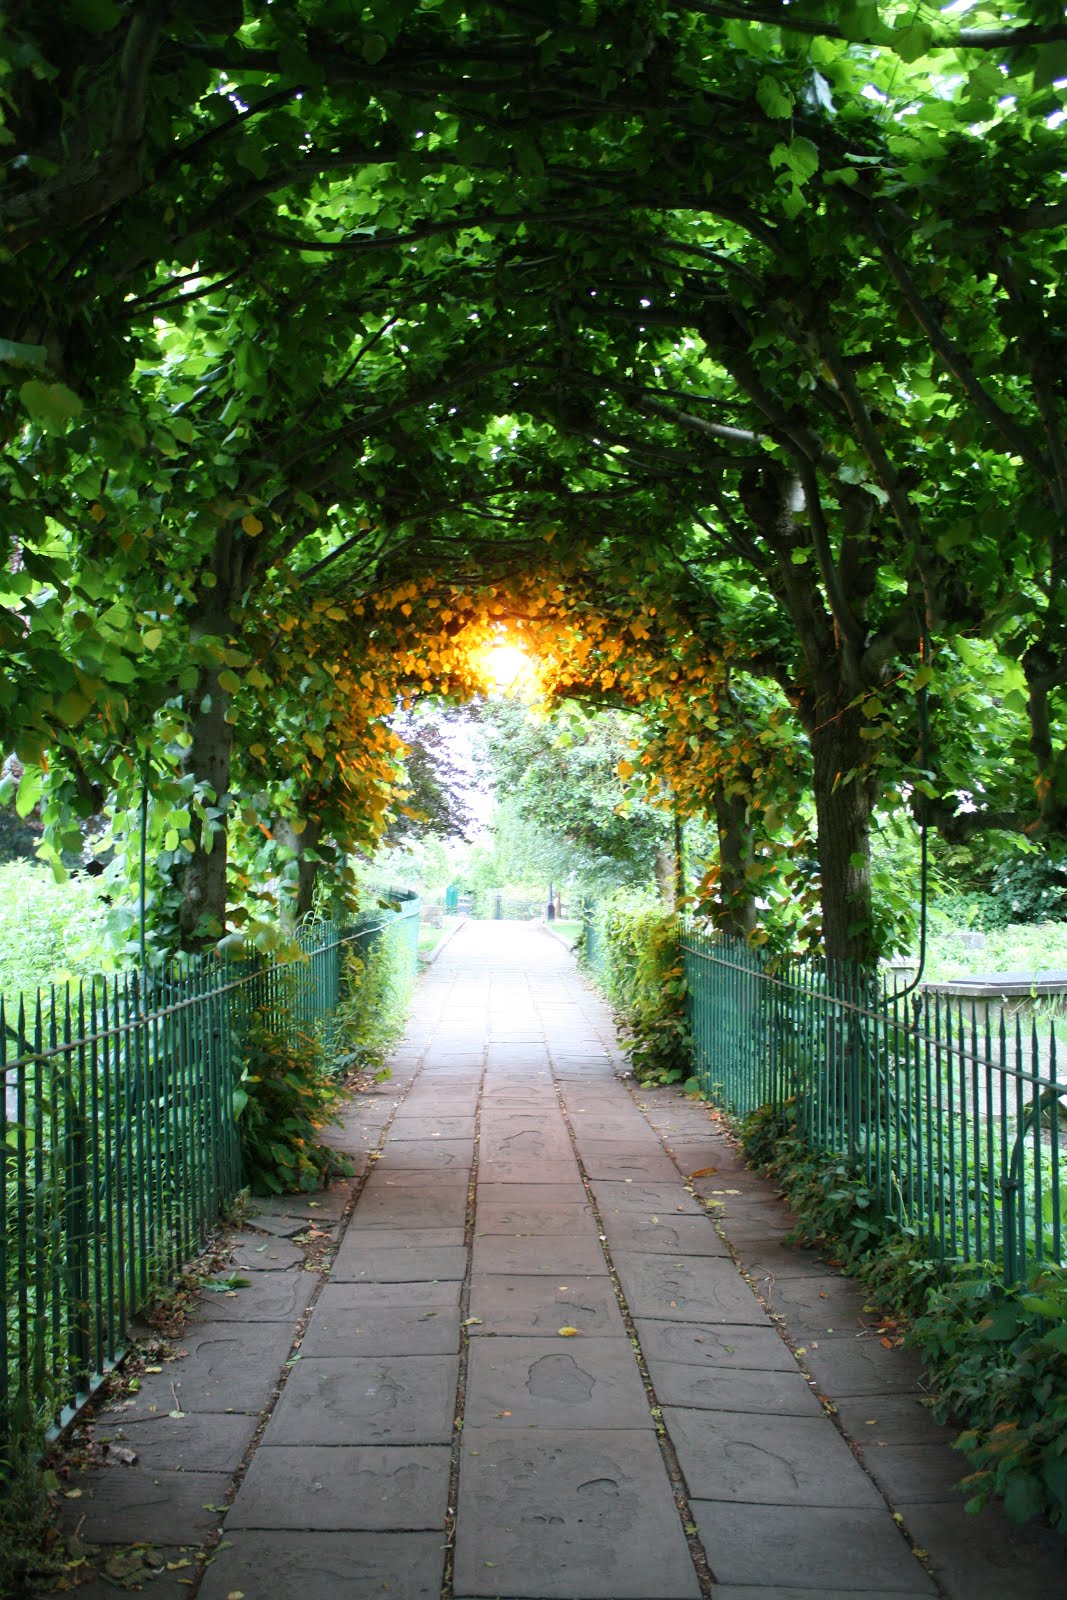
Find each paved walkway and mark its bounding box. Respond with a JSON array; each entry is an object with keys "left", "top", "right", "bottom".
[{"left": 61, "top": 922, "right": 1066, "bottom": 1599}]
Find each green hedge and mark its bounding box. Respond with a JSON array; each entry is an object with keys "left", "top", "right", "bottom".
[{"left": 585, "top": 892, "right": 695, "bottom": 1087}]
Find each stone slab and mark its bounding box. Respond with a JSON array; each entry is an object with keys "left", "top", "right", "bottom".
[
  {"left": 454, "top": 1428, "right": 701, "bottom": 1598},
  {"left": 477, "top": 1157, "right": 581, "bottom": 1185},
  {"left": 101, "top": 1322, "right": 296, "bottom": 1417},
  {"left": 59, "top": 1550, "right": 205, "bottom": 1600},
  {"left": 900, "top": 1500, "right": 1067, "bottom": 1600},
  {"left": 231, "top": 1235, "right": 308, "bottom": 1271},
  {"left": 832, "top": 1392, "right": 951, "bottom": 1448},
  {"left": 761, "top": 1274, "right": 871, "bottom": 1332},
  {"left": 362, "top": 1168, "right": 471, "bottom": 1193},
  {"left": 573, "top": 1142, "right": 679, "bottom": 1182},
  {"left": 591, "top": 1181, "right": 703, "bottom": 1214},
  {"left": 600, "top": 1213, "right": 729, "bottom": 1257},
  {"left": 465, "top": 1337, "right": 650, "bottom": 1429},
  {"left": 188, "top": 1267, "right": 315, "bottom": 1324},
  {"left": 264, "top": 1355, "right": 459, "bottom": 1445},
  {"left": 228, "top": 1445, "right": 451, "bottom": 1530},
  {"left": 339, "top": 1225, "right": 465, "bottom": 1249},
  {"left": 665, "top": 1407, "right": 882, "bottom": 1508},
  {"left": 388, "top": 1117, "right": 476, "bottom": 1139},
  {"left": 91, "top": 1411, "right": 256, "bottom": 1474},
  {"left": 474, "top": 1201, "right": 596, "bottom": 1235},
  {"left": 56, "top": 1467, "right": 231, "bottom": 1546},
  {"left": 637, "top": 1318, "right": 796, "bottom": 1373},
  {"left": 375, "top": 1138, "right": 474, "bottom": 1171},
  {"left": 856, "top": 1441, "right": 976, "bottom": 1506},
  {"left": 652, "top": 1364, "right": 823, "bottom": 1417},
  {"left": 467, "top": 1274, "right": 626, "bottom": 1337},
  {"left": 301, "top": 1287, "right": 461, "bottom": 1358},
  {"left": 740, "top": 1240, "right": 836, "bottom": 1278},
  {"left": 709, "top": 1592, "right": 934, "bottom": 1600},
  {"left": 691, "top": 1501, "right": 935, "bottom": 1593},
  {"left": 613, "top": 1253, "right": 766, "bottom": 1324},
  {"left": 329, "top": 1244, "right": 468, "bottom": 1283},
  {"left": 802, "top": 1333, "right": 929, "bottom": 1398},
  {"left": 197, "top": 1530, "right": 446, "bottom": 1600},
  {"left": 351, "top": 1187, "right": 468, "bottom": 1229},
  {"left": 250, "top": 1187, "right": 351, "bottom": 1221},
  {"left": 476, "top": 1180, "right": 588, "bottom": 1204},
  {"left": 471, "top": 1236, "right": 608, "bottom": 1276}
]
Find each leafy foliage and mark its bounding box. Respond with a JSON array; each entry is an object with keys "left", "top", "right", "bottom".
[
  {"left": 233, "top": 1020, "right": 351, "bottom": 1196},
  {"left": 588, "top": 893, "right": 695, "bottom": 1087},
  {"left": 331, "top": 924, "right": 417, "bottom": 1080}
]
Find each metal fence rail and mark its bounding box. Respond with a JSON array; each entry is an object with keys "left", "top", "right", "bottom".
[
  {"left": 681, "top": 925, "right": 1064, "bottom": 1289},
  {"left": 1, "top": 895, "right": 419, "bottom": 1463}
]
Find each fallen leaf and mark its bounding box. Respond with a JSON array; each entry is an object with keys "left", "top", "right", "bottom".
[
  {"left": 461, "top": 1317, "right": 483, "bottom": 1327},
  {"left": 688, "top": 1166, "right": 717, "bottom": 1178},
  {"left": 105, "top": 1444, "right": 138, "bottom": 1466},
  {"left": 64, "top": 1488, "right": 83, "bottom": 1499},
  {"left": 558, "top": 1326, "right": 580, "bottom": 1337}
]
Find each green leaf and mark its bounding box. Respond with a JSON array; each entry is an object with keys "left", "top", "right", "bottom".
[
  {"left": 15, "top": 766, "right": 44, "bottom": 818},
  {"left": 1032, "top": 41, "right": 1067, "bottom": 89},
  {"left": 756, "top": 76, "right": 794, "bottom": 119},
  {"left": 892, "top": 21, "right": 934, "bottom": 62},
  {"left": 0, "top": 338, "right": 48, "bottom": 369},
  {"left": 68, "top": 0, "right": 122, "bottom": 29},
  {"left": 218, "top": 669, "right": 242, "bottom": 694},
  {"left": 18, "top": 379, "right": 84, "bottom": 426}
]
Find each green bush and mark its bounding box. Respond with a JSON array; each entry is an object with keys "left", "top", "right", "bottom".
[
  {"left": 234, "top": 1020, "right": 352, "bottom": 1195},
  {"left": 587, "top": 892, "right": 694, "bottom": 1086},
  {"left": 331, "top": 923, "right": 417, "bottom": 1079},
  {"left": 0, "top": 862, "right": 113, "bottom": 996}
]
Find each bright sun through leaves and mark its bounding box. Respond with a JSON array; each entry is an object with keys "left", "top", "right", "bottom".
[{"left": 472, "top": 634, "right": 537, "bottom": 696}]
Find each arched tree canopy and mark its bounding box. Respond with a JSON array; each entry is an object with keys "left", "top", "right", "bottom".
[{"left": 2, "top": 0, "right": 1065, "bottom": 963}]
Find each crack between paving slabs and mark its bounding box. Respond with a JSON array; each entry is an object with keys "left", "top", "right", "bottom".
[
  {"left": 549, "top": 1054, "right": 716, "bottom": 1600},
  {"left": 177, "top": 1025, "right": 441, "bottom": 1599},
  {"left": 441, "top": 1030, "right": 487, "bottom": 1600},
  {"left": 629, "top": 1084, "right": 949, "bottom": 1600}
]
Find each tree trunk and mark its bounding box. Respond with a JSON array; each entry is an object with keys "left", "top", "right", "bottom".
[
  {"left": 810, "top": 709, "right": 879, "bottom": 968},
  {"left": 714, "top": 788, "right": 757, "bottom": 938},
  {"left": 275, "top": 813, "right": 323, "bottom": 924},
  {"left": 178, "top": 660, "right": 234, "bottom": 950}
]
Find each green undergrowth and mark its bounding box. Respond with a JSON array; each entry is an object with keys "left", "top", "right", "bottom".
[
  {"left": 233, "top": 1019, "right": 352, "bottom": 1195},
  {"left": 331, "top": 923, "right": 416, "bottom": 1079},
  {"left": 585, "top": 894, "right": 696, "bottom": 1087},
  {"left": 741, "top": 1101, "right": 1067, "bottom": 1532}
]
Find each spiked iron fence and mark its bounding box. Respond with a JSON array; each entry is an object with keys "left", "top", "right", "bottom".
[
  {"left": 1, "top": 895, "right": 419, "bottom": 1463},
  {"left": 681, "top": 925, "right": 1065, "bottom": 1290}
]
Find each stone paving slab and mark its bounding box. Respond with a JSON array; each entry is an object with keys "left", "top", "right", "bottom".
[
  {"left": 263, "top": 1354, "right": 459, "bottom": 1445},
  {"left": 637, "top": 1318, "right": 798, "bottom": 1373},
  {"left": 801, "top": 1332, "right": 930, "bottom": 1397},
  {"left": 476, "top": 1179, "right": 589, "bottom": 1204},
  {"left": 187, "top": 1266, "right": 316, "bottom": 1324},
  {"left": 329, "top": 1243, "right": 468, "bottom": 1282},
  {"left": 387, "top": 1115, "right": 476, "bottom": 1138},
  {"left": 228, "top": 1445, "right": 451, "bottom": 1530},
  {"left": 57, "top": 1467, "right": 231, "bottom": 1546},
  {"left": 831, "top": 1391, "right": 950, "bottom": 1446},
  {"left": 100, "top": 1322, "right": 296, "bottom": 1417},
  {"left": 231, "top": 1235, "right": 308, "bottom": 1271},
  {"left": 741, "top": 1239, "right": 837, "bottom": 1277},
  {"left": 652, "top": 1362, "right": 823, "bottom": 1418},
  {"left": 474, "top": 1199, "right": 597, "bottom": 1234},
  {"left": 454, "top": 1428, "right": 701, "bottom": 1599},
  {"left": 465, "top": 1336, "right": 651, "bottom": 1430},
  {"left": 613, "top": 1252, "right": 767, "bottom": 1324},
  {"left": 467, "top": 1273, "right": 627, "bottom": 1336},
  {"left": 471, "top": 1235, "right": 608, "bottom": 1275},
  {"left": 91, "top": 1411, "right": 255, "bottom": 1473},
  {"left": 691, "top": 1502, "right": 936, "bottom": 1593},
  {"left": 899, "top": 1501, "right": 1067, "bottom": 1600},
  {"left": 591, "top": 1179, "right": 704, "bottom": 1213},
  {"left": 197, "top": 1530, "right": 446, "bottom": 1600},
  {"left": 373, "top": 1137, "right": 475, "bottom": 1170},
  {"left": 477, "top": 1156, "right": 581, "bottom": 1184},
  {"left": 667, "top": 1406, "right": 884, "bottom": 1507},
  {"left": 600, "top": 1211, "right": 730, "bottom": 1256},
  {"left": 301, "top": 1286, "right": 461, "bottom": 1357},
  {"left": 761, "top": 1274, "right": 872, "bottom": 1331},
  {"left": 351, "top": 1185, "right": 469, "bottom": 1228},
  {"left": 338, "top": 1223, "right": 465, "bottom": 1248}
]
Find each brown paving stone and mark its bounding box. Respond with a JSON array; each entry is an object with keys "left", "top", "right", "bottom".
[
  {"left": 636, "top": 1317, "right": 797, "bottom": 1373},
  {"left": 263, "top": 1354, "right": 459, "bottom": 1445},
  {"left": 329, "top": 1243, "right": 468, "bottom": 1282},
  {"left": 197, "top": 1531, "right": 446, "bottom": 1600},
  {"left": 691, "top": 1502, "right": 936, "bottom": 1593},
  {"left": 465, "top": 1336, "right": 650, "bottom": 1429},
  {"left": 651, "top": 1363, "right": 823, "bottom": 1417},
  {"left": 613, "top": 1252, "right": 766, "bottom": 1324},
  {"left": 228, "top": 1444, "right": 451, "bottom": 1530},
  {"left": 467, "top": 1273, "right": 626, "bottom": 1337},
  {"left": 454, "top": 1428, "right": 700, "bottom": 1599},
  {"left": 665, "top": 1406, "right": 882, "bottom": 1507},
  {"left": 471, "top": 1235, "right": 608, "bottom": 1275}
]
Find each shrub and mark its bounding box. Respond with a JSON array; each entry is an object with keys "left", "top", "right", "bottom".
[
  {"left": 234, "top": 1019, "right": 352, "bottom": 1195},
  {"left": 587, "top": 892, "right": 694, "bottom": 1087},
  {"left": 331, "top": 921, "right": 417, "bottom": 1079}
]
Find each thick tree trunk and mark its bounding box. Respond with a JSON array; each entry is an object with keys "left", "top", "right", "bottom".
[
  {"left": 714, "top": 788, "right": 757, "bottom": 939},
  {"left": 275, "top": 814, "right": 323, "bottom": 924},
  {"left": 810, "top": 709, "right": 879, "bottom": 968},
  {"left": 178, "top": 660, "right": 234, "bottom": 950}
]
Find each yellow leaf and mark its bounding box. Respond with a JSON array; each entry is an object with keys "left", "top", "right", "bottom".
[
  {"left": 89, "top": 502, "right": 106, "bottom": 523},
  {"left": 617, "top": 760, "right": 634, "bottom": 780},
  {"left": 241, "top": 513, "right": 263, "bottom": 537},
  {"left": 558, "top": 1326, "right": 580, "bottom": 1337}
]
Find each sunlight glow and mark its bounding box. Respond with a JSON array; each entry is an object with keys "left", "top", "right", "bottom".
[{"left": 486, "top": 642, "right": 532, "bottom": 692}]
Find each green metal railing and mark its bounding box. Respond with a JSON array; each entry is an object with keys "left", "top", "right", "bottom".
[
  {"left": 681, "top": 925, "right": 1064, "bottom": 1289},
  {"left": 1, "top": 894, "right": 419, "bottom": 1463}
]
